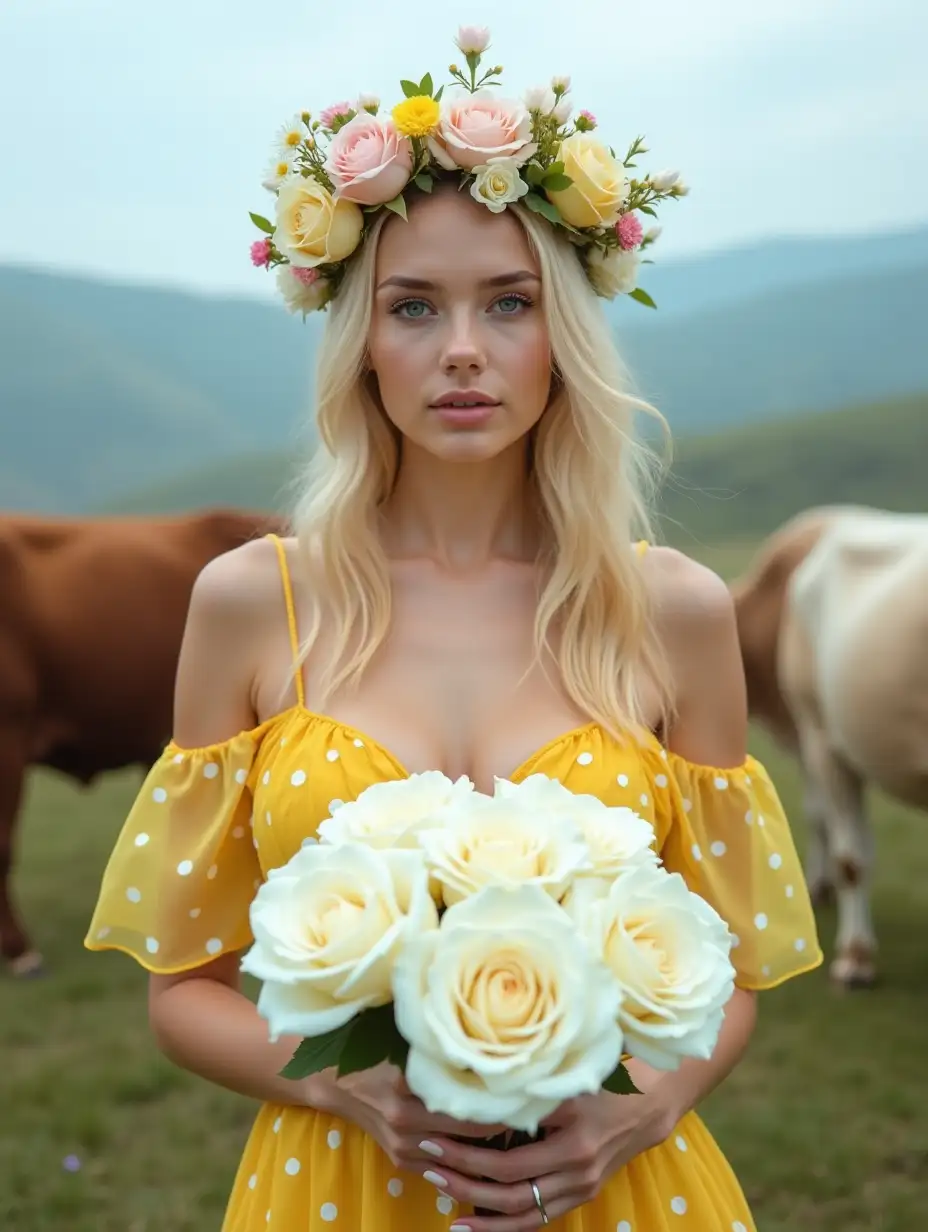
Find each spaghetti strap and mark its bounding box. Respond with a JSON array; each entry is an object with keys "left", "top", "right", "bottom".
[
  {"left": 267, "top": 533, "right": 305, "bottom": 709},
  {"left": 635, "top": 539, "right": 649, "bottom": 558}
]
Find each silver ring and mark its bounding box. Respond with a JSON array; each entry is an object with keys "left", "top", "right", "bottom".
[{"left": 530, "top": 1178, "right": 549, "bottom": 1226}]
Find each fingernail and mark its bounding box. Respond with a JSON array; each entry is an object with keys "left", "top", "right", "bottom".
[
  {"left": 449, "top": 1225, "right": 471, "bottom": 1231},
  {"left": 423, "top": 1169, "right": 448, "bottom": 1188},
  {"left": 419, "top": 1140, "right": 444, "bottom": 1157}
]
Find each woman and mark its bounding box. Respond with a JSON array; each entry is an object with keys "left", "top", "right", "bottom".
[{"left": 86, "top": 32, "right": 822, "bottom": 1231}]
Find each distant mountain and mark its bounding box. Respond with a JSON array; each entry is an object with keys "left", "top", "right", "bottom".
[
  {"left": 2, "top": 224, "right": 926, "bottom": 512},
  {"left": 104, "top": 394, "right": 928, "bottom": 549},
  {"left": 659, "top": 391, "right": 928, "bottom": 544}
]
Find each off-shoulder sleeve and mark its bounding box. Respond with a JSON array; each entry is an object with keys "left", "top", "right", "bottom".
[
  {"left": 654, "top": 753, "right": 824, "bottom": 990},
  {"left": 84, "top": 732, "right": 262, "bottom": 974}
]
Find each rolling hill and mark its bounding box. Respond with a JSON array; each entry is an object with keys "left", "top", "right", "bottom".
[
  {"left": 102, "top": 392, "right": 928, "bottom": 546},
  {"left": 2, "top": 224, "right": 927, "bottom": 513}
]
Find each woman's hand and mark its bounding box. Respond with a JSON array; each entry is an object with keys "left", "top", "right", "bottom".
[
  {"left": 314, "top": 1062, "right": 509, "bottom": 1175},
  {"left": 404, "top": 1089, "right": 671, "bottom": 1231}
]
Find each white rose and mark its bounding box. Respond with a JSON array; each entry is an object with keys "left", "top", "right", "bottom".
[
  {"left": 470, "top": 157, "right": 530, "bottom": 214},
  {"left": 650, "top": 169, "right": 681, "bottom": 192},
  {"left": 570, "top": 864, "right": 736, "bottom": 1070},
  {"left": 552, "top": 99, "right": 573, "bottom": 125},
  {"left": 496, "top": 774, "right": 658, "bottom": 882},
  {"left": 276, "top": 266, "right": 332, "bottom": 316},
  {"left": 585, "top": 246, "right": 641, "bottom": 298},
  {"left": 393, "top": 885, "right": 623, "bottom": 1132},
  {"left": 241, "top": 842, "right": 437, "bottom": 1040},
  {"left": 455, "top": 24, "right": 491, "bottom": 54},
  {"left": 551, "top": 75, "right": 571, "bottom": 93},
  {"left": 416, "top": 787, "right": 591, "bottom": 908},
  {"left": 317, "top": 771, "right": 474, "bottom": 849},
  {"left": 523, "top": 85, "right": 557, "bottom": 114}
]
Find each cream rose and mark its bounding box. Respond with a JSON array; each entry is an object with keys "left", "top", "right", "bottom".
[
  {"left": 318, "top": 771, "right": 474, "bottom": 850},
  {"left": 569, "top": 863, "right": 736, "bottom": 1070},
  {"left": 546, "top": 133, "right": 629, "bottom": 227},
  {"left": 241, "top": 842, "right": 437, "bottom": 1040},
  {"left": 273, "top": 176, "right": 364, "bottom": 269},
  {"left": 470, "top": 157, "right": 530, "bottom": 213},
  {"left": 275, "top": 267, "right": 332, "bottom": 315},
  {"left": 393, "top": 885, "right": 623, "bottom": 1132},
  {"left": 429, "top": 91, "right": 536, "bottom": 171},
  {"left": 324, "top": 114, "right": 413, "bottom": 206},
  {"left": 495, "top": 773, "right": 658, "bottom": 882},
  {"left": 416, "top": 788, "right": 591, "bottom": 908},
  {"left": 585, "top": 246, "right": 641, "bottom": 298}
]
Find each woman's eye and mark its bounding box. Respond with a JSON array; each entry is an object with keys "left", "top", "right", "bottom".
[
  {"left": 392, "top": 298, "right": 432, "bottom": 318},
  {"left": 493, "top": 294, "right": 531, "bottom": 314}
]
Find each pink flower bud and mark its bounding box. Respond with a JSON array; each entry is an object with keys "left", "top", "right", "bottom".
[
  {"left": 250, "top": 238, "right": 272, "bottom": 268},
  {"left": 615, "top": 213, "right": 644, "bottom": 251}
]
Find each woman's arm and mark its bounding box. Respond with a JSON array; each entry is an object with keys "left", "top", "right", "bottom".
[
  {"left": 146, "top": 541, "right": 329, "bottom": 1107},
  {"left": 634, "top": 547, "right": 758, "bottom": 1132}
]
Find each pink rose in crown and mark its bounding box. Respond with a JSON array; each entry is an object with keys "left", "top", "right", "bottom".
[
  {"left": 324, "top": 114, "right": 414, "bottom": 206},
  {"left": 429, "top": 92, "right": 536, "bottom": 171}
]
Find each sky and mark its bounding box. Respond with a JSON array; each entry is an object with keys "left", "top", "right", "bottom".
[{"left": 1, "top": 0, "right": 925, "bottom": 300}]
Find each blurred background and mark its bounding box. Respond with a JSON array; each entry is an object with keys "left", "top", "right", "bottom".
[{"left": 1, "top": 1, "right": 926, "bottom": 1229}]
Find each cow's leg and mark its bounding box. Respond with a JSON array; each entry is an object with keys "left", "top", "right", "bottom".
[
  {"left": 802, "top": 768, "right": 836, "bottom": 907},
  {"left": 801, "top": 724, "right": 876, "bottom": 987},
  {"left": 0, "top": 734, "right": 42, "bottom": 975}
]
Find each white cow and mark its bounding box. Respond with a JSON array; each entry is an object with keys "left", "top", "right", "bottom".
[{"left": 732, "top": 507, "right": 928, "bottom": 987}]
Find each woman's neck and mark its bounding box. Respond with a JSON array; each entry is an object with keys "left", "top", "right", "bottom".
[{"left": 379, "top": 440, "right": 542, "bottom": 570}]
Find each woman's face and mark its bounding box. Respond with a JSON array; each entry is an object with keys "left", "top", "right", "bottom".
[{"left": 367, "top": 187, "right": 553, "bottom": 462}]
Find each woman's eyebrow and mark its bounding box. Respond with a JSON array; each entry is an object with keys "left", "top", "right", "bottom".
[{"left": 376, "top": 270, "right": 540, "bottom": 291}]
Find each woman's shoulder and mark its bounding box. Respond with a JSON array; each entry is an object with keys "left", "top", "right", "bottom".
[
  {"left": 639, "top": 545, "right": 735, "bottom": 631},
  {"left": 189, "top": 532, "right": 290, "bottom": 620},
  {"left": 639, "top": 545, "right": 746, "bottom": 764}
]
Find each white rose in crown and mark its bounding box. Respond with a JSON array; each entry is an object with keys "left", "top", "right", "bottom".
[
  {"left": 317, "top": 770, "right": 474, "bottom": 849},
  {"left": 415, "top": 785, "right": 591, "bottom": 907},
  {"left": 393, "top": 885, "right": 624, "bottom": 1132},
  {"left": 568, "top": 863, "right": 736, "bottom": 1070},
  {"left": 241, "top": 842, "right": 437, "bottom": 1039},
  {"left": 496, "top": 773, "right": 659, "bottom": 885}
]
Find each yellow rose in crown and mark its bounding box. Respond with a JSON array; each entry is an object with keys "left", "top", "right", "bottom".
[
  {"left": 273, "top": 177, "right": 364, "bottom": 269},
  {"left": 546, "top": 132, "right": 629, "bottom": 227}
]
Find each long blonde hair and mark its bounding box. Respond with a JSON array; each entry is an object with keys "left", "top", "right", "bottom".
[{"left": 292, "top": 199, "right": 674, "bottom": 738}]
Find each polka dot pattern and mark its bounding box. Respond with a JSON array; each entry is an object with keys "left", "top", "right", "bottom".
[{"left": 85, "top": 686, "right": 820, "bottom": 1232}]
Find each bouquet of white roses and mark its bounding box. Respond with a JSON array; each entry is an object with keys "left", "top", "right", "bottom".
[{"left": 242, "top": 771, "right": 736, "bottom": 1138}]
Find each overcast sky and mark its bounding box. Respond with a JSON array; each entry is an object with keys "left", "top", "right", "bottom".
[{"left": 1, "top": 0, "right": 924, "bottom": 299}]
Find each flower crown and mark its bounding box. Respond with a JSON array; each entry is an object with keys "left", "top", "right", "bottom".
[{"left": 249, "top": 25, "right": 688, "bottom": 317}]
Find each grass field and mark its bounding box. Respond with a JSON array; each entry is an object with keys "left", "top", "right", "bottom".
[{"left": 2, "top": 543, "right": 927, "bottom": 1231}]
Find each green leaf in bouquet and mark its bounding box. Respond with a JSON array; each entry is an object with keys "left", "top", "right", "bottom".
[
  {"left": 639, "top": 204, "right": 657, "bottom": 217},
  {"left": 249, "top": 212, "right": 275, "bottom": 235},
  {"left": 400, "top": 79, "right": 421, "bottom": 98},
  {"left": 279, "top": 1022, "right": 354, "bottom": 1080},
  {"left": 337, "top": 1004, "right": 395, "bottom": 1077},
  {"left": 414, "top": 172, "right": 434, "bottom": 193},
  {"left": 419, "top": 71, "right": 434, "bottom": 97},
  {"left": 602, "top": 1062, "right": 642, "bottom": 1096},
  {"left": 524, "top": 162, "right": 545, "bottom": 187},
  {"left": 541, "top": 172, "right": 573, "bottom": 192}
]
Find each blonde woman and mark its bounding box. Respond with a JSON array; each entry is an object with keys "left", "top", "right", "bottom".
[{"left": 87, "top": 32, "right": 822, "bottom": 1232}]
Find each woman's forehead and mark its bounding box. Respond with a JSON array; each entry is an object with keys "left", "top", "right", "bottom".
[{"left": 375, "top": 189, "right": 538, "bottom": 282}]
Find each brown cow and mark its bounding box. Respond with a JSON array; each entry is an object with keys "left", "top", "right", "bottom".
[
  {"left": 731, "top": 505, "right": 928, "bottom": 988},
  {"left": 0, "top": 509, "right": 287, "bottom": 975}
]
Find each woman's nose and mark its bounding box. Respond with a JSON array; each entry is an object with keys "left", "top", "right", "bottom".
[{"left": 440, "top": 310, "right": 487, "bottom": 374}]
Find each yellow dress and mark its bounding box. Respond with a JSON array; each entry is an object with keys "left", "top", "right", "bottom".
[{"left": 86, "top": 537, "right": 823, "bottom": 1231}]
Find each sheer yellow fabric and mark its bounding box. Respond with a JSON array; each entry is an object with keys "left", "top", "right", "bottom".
[
  {"left": 85, "top": 731, "right": 262, "bottom": 974},
  {"left": 653, "top": 748, "right": 822, "bottom": 990}
]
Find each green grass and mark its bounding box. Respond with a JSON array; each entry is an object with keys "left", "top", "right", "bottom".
[{"left": 2, "top": 542, "right": 926, "bottom": 1230}]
